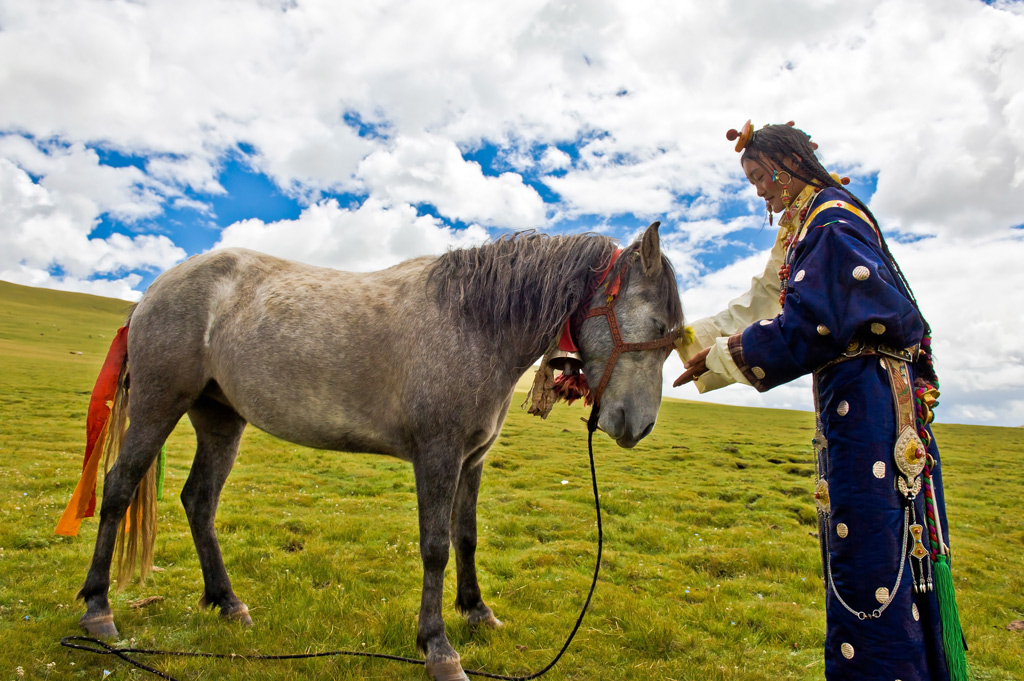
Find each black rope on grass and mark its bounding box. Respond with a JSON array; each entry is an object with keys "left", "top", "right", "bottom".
[{"left": 61, "top": 410, "right": 605, "bottom": 681}]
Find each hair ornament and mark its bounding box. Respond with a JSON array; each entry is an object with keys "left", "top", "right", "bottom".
[
  {"left": 829, "top": 172, "right": 851, "bottom": 186},
  {"left": 783, "top": 120, "right": 819, "bottom": 150},
  {"left": 725, "top": 119, "right": 754, "bottom": 152}
]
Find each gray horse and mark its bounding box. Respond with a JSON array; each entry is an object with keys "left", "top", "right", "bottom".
[{"left": 75, "top": 222, "right": 683, "bottom": 681}]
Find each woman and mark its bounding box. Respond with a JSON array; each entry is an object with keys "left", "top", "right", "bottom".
[{"left": 674, "top": 121, "right": 968, "bottom": 681}]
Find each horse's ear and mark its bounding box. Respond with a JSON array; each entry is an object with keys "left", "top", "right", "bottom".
[{"left": 639, "top": 221, "right": 662, "bottom": 277}]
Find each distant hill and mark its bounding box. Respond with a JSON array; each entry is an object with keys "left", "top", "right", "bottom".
[
  {"left": 0, "top": 280, "right": 133, "bottom": 364},
  {"left": 0, "top": 279, "right": 131, "bottom": 316}
]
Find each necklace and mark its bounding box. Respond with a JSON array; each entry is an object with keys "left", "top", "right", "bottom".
[{"left": 777, "top": 185, "right": 822, "bottom": 306}]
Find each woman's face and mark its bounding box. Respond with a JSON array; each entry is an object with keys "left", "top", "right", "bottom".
[{"left": 741, "top": 156, "right": 805, "bottom": 214}]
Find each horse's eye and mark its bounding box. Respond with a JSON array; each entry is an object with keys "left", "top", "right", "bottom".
[{"left": 653, "top": 319, "right": 667, "bottom": 336}]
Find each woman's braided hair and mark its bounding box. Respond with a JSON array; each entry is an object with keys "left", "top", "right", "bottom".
[{"left": 743, "top": 123, "right": 938, "bottom": 386}]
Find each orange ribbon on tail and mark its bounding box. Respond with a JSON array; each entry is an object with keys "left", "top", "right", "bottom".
[{"left": 55, "top": 325, "right": 129, "bottom": 536}]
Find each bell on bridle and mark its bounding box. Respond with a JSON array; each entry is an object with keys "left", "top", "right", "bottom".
[{"left": 547, "top": 349, "right": 584, "bottom": 375}]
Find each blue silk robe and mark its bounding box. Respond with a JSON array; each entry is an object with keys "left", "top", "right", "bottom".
[{"left": 727, "top": 188, "right": 954, "bottom": 681}]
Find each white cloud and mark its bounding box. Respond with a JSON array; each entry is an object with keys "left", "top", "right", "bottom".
[
  {"left": 889, "top": 230, "right": 1024, "bottom": 426},
  {"left": 675, "top": 246, "right": 773, "bottom": 319},
  {"left": 212, "top": 197, "right": 489, "bottom": 272},
  {"left": 539, "top": 147, "right": 571, "bottom": 172},
  {"left": 146, "top": 156, "right": 225, "bottom": 196},
  {"left": 545, "top": 150, "right": 682, "bottom": 218},
  {"left": 3, "top": 0, "right": 1022, "bottom": 235},
  {"left": 358, "top": 135, "right": 546, "bottom": 229},
  {"left": 1, "top": 0, "right": 1021, "bottom": 234},
  {"left": 0, "top": 157, "right": 185, "bottom": 284},
  {"left": 0, "top": 137, "right": 165, "bottom": 221}
]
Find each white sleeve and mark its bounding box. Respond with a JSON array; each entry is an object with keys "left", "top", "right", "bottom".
[{"left": 676, "top": 226, "right": 787, "bottom": 393}]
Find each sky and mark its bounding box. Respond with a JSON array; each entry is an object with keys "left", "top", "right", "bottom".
[{"left": 1, "top": 0, "right": 1022, "bottom": 427}]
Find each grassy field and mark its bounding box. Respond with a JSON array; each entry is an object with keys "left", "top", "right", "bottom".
[{"left": 1, "top": 279, "right": 1022, "bottom": 680}]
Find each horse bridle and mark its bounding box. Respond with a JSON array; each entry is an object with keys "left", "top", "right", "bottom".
[{"left": 579, "top": 250, "right": 681, "bottom": 411}]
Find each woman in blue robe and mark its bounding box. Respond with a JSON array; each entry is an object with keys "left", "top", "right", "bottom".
[{"left": 675, "top": 121, "right": 967, "bottom": 680}]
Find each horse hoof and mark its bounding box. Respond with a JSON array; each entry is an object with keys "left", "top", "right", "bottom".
[
  {"left": 221, "top": 603, "right": 252, "bottom": 627},
  {"left": 480, "top": 613, "right": 503, "bottom": 629},
  {"left": 80, "top": 612, "right": 119, "bottom": 638},
  {"left": 466, "top": 606, "right": 503, "bottom": 629},
  {"left": 425, "top": 655, "right": 469, "bottom": 681}
]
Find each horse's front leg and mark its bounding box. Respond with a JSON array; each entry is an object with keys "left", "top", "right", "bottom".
[
  {"left": 451, "top": 459, "right": 501, "bottom": 629},
  {"left": 414, "top": 452, "right": 469, "bottom": 681}
]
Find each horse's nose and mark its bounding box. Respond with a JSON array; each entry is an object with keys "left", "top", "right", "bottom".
[
  {"left": 610, "top": 417, "right": 655, "bottom": 449},
  {"left": 619, "top": 421, "right": 654, "bottom": 447},
  {"left": 601, "top": 407, "right": 626, "bottom": 440}
]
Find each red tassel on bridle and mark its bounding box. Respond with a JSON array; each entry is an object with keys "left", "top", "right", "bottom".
[{"left": 553, "top": 372, "right": 591, "bottom": 406}]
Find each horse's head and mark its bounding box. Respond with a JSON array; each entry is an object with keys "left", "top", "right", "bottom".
[{"left": 576, "top": 222, "right": 684, "bottom": 448}]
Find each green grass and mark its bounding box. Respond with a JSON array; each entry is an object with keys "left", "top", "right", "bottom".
[{"left": 1, "top": 279, "right": 1022, "bottom": 680}]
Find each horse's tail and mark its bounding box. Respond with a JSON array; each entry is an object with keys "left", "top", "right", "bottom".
[
  {"left": 56, "top": 308, "right": 159, "bottom": 586},
  {"left": 106, "top": 351, "right": 160, "bottom": 590}
]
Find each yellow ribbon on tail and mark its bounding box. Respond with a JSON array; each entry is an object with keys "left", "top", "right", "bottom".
[{"left": 55, "top": 325, "right": 129, "bottom": 536}]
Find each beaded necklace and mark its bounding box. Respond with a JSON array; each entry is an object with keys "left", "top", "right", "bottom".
[{"left": 776, "top": 184, "right": 822, "bottom": 306}]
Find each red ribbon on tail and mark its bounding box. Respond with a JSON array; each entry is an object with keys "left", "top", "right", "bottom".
[{"left": 55, "top": 325, "right": 129, "bottom": 536}]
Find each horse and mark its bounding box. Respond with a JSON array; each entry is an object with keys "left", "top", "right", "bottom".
[{"left": 70, "top": 222, "right": 684, "bottom": 681}]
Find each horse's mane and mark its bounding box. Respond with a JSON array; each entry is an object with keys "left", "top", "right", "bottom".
[{"left": 428, "top": 231, "right": 683, "bottom": 353}]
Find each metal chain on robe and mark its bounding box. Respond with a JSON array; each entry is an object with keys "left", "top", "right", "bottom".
[{"left": 824, "top": 505, "right": 910, "bottom": 621}]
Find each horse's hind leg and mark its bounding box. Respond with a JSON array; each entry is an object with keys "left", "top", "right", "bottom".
[
  {"left": 78, "top": 406, "right": 185, "bottom": 637},
  {"left": 182, "top": 396, "right": 250, "bottom": 625},
  {"left": 451, "top": 457, "right": 502, "bottom": 629}
]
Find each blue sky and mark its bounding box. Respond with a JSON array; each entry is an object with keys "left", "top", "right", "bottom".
[{"left": 1, "top": 0, "right": 1022, "bottom": 426}]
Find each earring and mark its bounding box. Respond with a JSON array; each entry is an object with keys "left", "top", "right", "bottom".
[
  {"left": 776, "top": 170, "right": 793, "bottom": 208},
  {"left": 767, "top": 200, "right": 773, "bottom": 226}
]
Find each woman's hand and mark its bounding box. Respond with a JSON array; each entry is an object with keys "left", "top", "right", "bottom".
[{"left": 673, "top": 346, "right": 711, "bottom": 387}]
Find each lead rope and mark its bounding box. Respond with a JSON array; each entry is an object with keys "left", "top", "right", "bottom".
[{"left": 61, "top": 411, "right": 605, "bottom": 681}]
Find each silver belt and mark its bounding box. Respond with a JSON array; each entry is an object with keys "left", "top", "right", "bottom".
[{"left": 816, "top": 339, "right": 919, "bottom": 375}]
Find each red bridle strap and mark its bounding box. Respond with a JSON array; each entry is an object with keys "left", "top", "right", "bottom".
[
  {"left": 583, "top": 295, "right": 678, "bottom": 408},
  {"left": 557, "top": 249, "right": 623, "bottom": 353}
]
